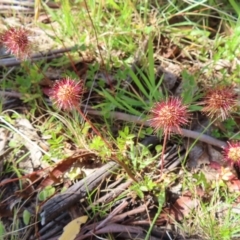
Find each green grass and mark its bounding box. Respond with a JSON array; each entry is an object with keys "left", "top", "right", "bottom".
[{"left": 179, "top": 185, "right": 240, "bottom": 240}]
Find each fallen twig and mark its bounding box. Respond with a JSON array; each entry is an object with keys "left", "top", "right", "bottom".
[
  {"left": 40, "top": 161, "right": 119, "bottom": 225},
  {"left": 86, "top": 179, "right": 134, "bottom": 210},
  {"left": 85, "top": 108, "right": 227, "bottom": 149},
  {"left": 0, "top": 47, "right": 74, "bottom": 67}
]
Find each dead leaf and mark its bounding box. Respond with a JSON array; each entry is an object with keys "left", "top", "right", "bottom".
[
  {"left": 13, "top": 118, "right": 46, "bottom": 172},
  {"left": 218, "top": 167, "right": 236, "bottom": 181},
  {"left": 171, "top": 195, "right": 199, "bottom": 221},
  {"left": 59, "top": 216, "right": 88, "bottom": 240},
  {"left": 39, "top": 155, "right": 81, "bottom": 187},
  {"left": 159, "top": 193, "right": 200, "bottom": 224},
  {"left": 209, "top": 160, "right": 222, "bottom": 170},
  {"left": 162, "top": 44, "right": 181, "bottom": 59},
  {"left": 39, "top": 151, "right": 95, "bottom": 188},
  {"left": 227, "top": 179, "right": 240, "bottom": 192}
]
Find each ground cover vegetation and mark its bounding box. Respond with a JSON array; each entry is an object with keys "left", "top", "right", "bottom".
[{"left": 0, "top": 0, "right": 240, "bottom": 239}]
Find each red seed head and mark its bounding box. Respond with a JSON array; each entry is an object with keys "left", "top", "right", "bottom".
[
  {"left": 49, "top": 78, "right": 84, "bottom": 110},
  {"left": 0, "top": 27, "right": 32, "bottom": 59},
  {"left": 223, "top": 141, "right": 240, "bottom": 167},
  {"left": 200, "top": 85, "right": 238, "bottom": 121},
  {"left": 149, "top": 97, "right": 190, "bottom": 136}
]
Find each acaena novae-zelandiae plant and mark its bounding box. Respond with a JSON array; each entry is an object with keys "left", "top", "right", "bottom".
[
  {"left": 49, "top": 77, "right": 84, "bottom": 111},
  {"left": 223, "top": 141, "right": 240, "bottom": 168},
  {"left": 149, "top": 97, "right": 190, "bottom": 174},
  {"left": 47, "top": 77, "right": 105, "bottom": 141},
  {"left": 200, "top": 85, "right": 238, "bottom": 121},
  {"left": 0, "top": 27, "right": 32, "bottom": 60},
  {"left": 46, "top": 77, "right": 138, "bottom": 181}
]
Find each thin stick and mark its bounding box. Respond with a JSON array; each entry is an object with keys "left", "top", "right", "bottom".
[{"left": 84, "top": 107, "right": 227, "bottom": 149}]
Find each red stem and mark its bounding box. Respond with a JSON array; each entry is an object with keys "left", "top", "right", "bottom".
[{"left": 76, "top": 107, "right": 112, "bottom": 150}]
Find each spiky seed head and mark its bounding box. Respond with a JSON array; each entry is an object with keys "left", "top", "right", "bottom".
[
  {"left": 200, "top": 85, "right": 238, "bottom": 121},
  {"left": 0, "top": 27, "right": 32, "bottom": 59},
  {"left": 223, "top": 141, "right": 240, "bottom": 167},
  {"left": 49, "top": 78, "right": 84, "bottom": 110},
  {"left": 149, "top": 97, "right": 190, "bottom": 136}
]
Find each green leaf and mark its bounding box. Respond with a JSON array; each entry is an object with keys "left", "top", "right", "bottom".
[
  {"left": 181, "top": 70, "right": 199, "bottom": 105},
  {"left": 0, "top": 221, "right": 5, "bottom": 238},
  {"left": 157, "top": 189, "right": 165, "bottom": 208},
  {"left": 147, "top": 39, "right": 155, "bottom": 87},
  {"left": 38, "top": 186, "right": 55, "bottom": 201},
  {"left": 155, "top": 145, "right": 162, "bottom": 153},
  {"left": 16, "top": 75, "right": 31, "bottom": 89},
  {"left": 120, "top": 99, "right": 142, "bottom": 115},
  {"left": 119, "top": 130, "right": 127, "bottom": 138},
  {"left": 189, "top": 105, "right": 202, "bottom": 111},
  {"left": 139, "top": 186, "right": 149, "bottom": 192},
  {"left": 23, "top": 209, "right": 31, "bottom": 225},
  {"left": 120, "top": 95, "right": 146, "bottom": 107},
  {"left": 229, "top": 0, "right": 240, "bottom": 15},
  {"left": 145, "top": 127, "right": 153, "bottom": 135},
  {"left": 8, "top": 139, "right": 18, "bottom": 147},
  {"left": 125, "top": 65, "right": 149, "bottom": 98},
  {"left": 101, "top": 89, "right": 124, "bottom": 109}
]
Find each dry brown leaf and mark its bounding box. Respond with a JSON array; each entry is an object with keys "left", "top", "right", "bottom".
[
  {"left": 159, "top": 192, "right": 201, "bottom": 224},
  {"left": 226, "top": 179, "right": 240, "bottom": 192},
  {"left": 39, "top": 152, "right": 94, "bottom": 188},
  {"left": 59, "top": 216, "right": 88, "bottom": 240},
  {"left": 170, "top": 195, "right": 199, "bottom": 221}
]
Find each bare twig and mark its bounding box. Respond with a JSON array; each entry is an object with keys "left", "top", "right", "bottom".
[
  {"left": 95, "top": 200, "right": 128, "bottom": 230},
  {"left": 0, "top": 47, "right": 74, "bottom": 67},
  {"left": 111, "top": 200, "right": 150, "bottom": 223},
  {"left": 86, "top": 179, "right": 134, "bottom": 210},
  {"left": 84, "top": 107, "right": 227, "bottom": 149}
]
